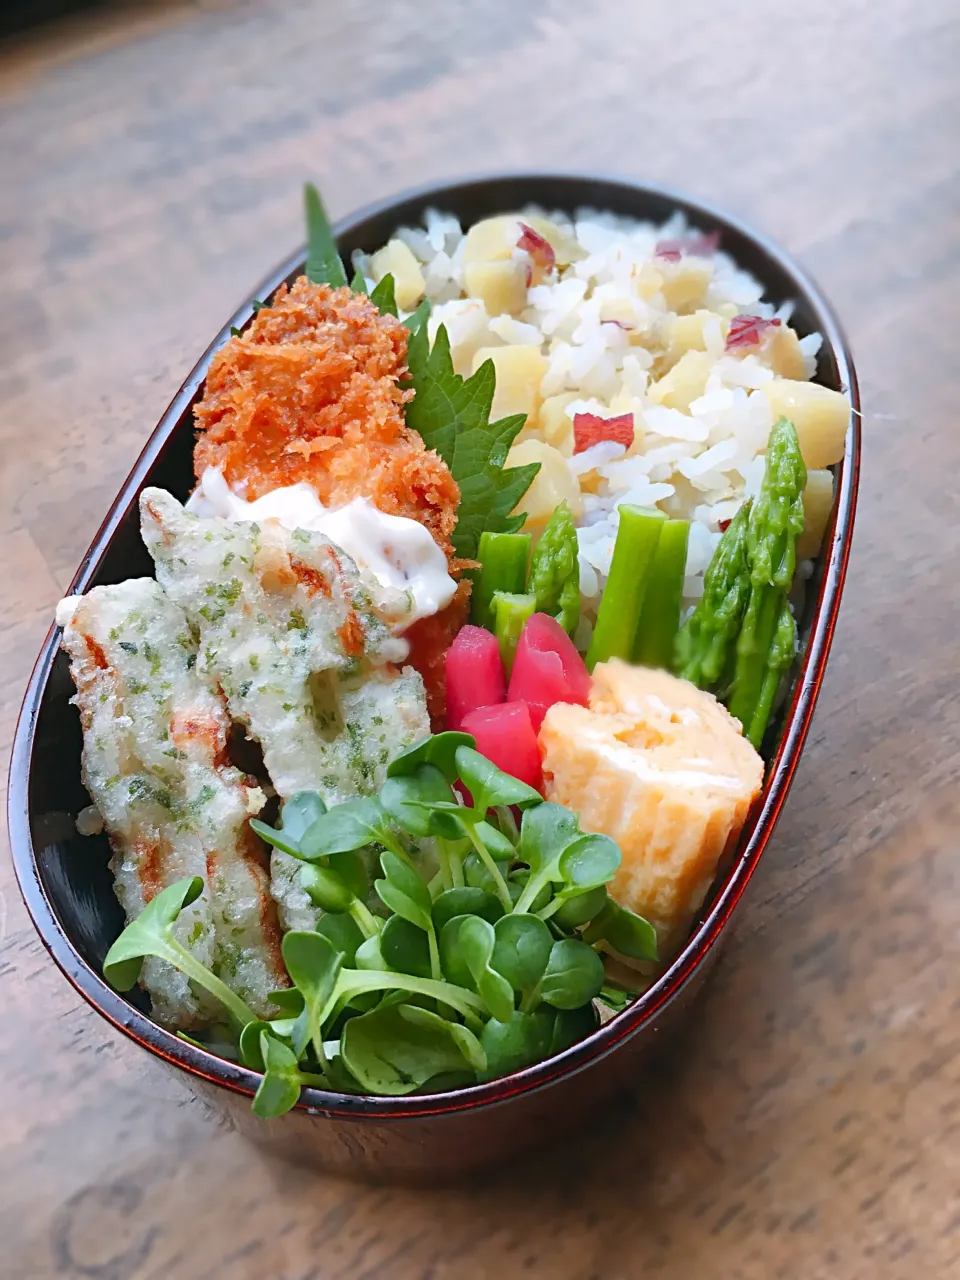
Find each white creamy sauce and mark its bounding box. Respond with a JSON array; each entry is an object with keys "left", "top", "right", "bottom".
[
  {"left": 55, "top": 595, "right": 81, "bottom": 629},
  {"left": 187, "top": 467, "right": 457, "bottom": 631}
]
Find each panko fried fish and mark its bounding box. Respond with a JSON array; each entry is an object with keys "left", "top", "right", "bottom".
[
  {"left": 56, "top": 578, "right": 287, "bottom": 1028},
  {"left": 192, "top": 279, "right": 461, "bottom": 558}
]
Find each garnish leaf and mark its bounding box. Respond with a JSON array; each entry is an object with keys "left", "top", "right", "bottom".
[
  {"left": 102, "top": 876, "right": 257, "bottom": 1029},
  {"left": 386, "top": 731, "right": 476, "bottom": 782},
  {"left": 403, "top": 322, "right": 540, "bottom": 559},
  {"left": 369, "top": 273, "right": 398, "bottom": 317},
  {"left": 304, "top": 182, "right": 347, "bottom": 288},
  {"left": 340, "top": 1002, "right": 485, "bottom": 1095},
  {"left": 539, "top": 939, "right": 605, "bottom": 1010},
  {"left": 251, "top": 1031, "right": 304, "bottom": 1118}
]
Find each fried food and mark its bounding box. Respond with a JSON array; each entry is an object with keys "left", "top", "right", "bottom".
[
  {"left": 140, "top": 489, "right": 430, "bottom": 930},
  {"left": 403, "top": 580, "right": 472, "bottom": 724},
  {"left": 193, "top": 279, "right": 461, "bottom": 558},
  {"left": 57, "top": 578, "right": 287, "bottom": 1028}
]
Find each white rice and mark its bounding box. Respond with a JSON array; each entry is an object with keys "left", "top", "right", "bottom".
[{"left": 355, "top": 207, "right": 824, "bottom": 635}]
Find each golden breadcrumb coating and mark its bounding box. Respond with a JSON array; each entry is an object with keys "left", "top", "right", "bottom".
[{"left": 193, "top": 278, "right": 461, "bottom": 558}]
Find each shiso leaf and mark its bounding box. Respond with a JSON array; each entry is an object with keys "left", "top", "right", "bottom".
[{"left": 403, "top": 321, "right": 540, "bottom": 559}]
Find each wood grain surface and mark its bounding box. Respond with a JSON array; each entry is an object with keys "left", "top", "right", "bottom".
[{"left": 1, "top": 1, "right": 958, "bottom": 1275}]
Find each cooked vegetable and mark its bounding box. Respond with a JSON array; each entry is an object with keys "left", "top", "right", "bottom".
[
  {"left": 648, "top": 349, "right": 712, "bottom": 412},
  {"left": 471, "top": 530, "right": 530, "bottom": 629},
  {"left": 445, "top": 625, "right": 506, "bottom": 730},
  {"left": 507, "top": 613, "right": 591, "bottom": 732},
  {"left": 539, "top": 661, "right": 763, "bottom": 955},
  {"left": 505, "top": 439, "right": 584, "bottom": 531},
  {"left": 461, "top": 215, "right": 520, "bottom": 265},
  {"left": 491, "top": 591, "right": 536, "bottom": 673},
  {"left": 463, "top": 260, "right": 528, "bottom": 316},
  {"left": 572, "top": 412, "right": 635, "bottom": 455},
  {"left": 58, "top": 578, "right": 285, "bottom": 1028},
  {"left": 460, "top": 702, "right": 542, "bottom": 791},
  {"left": 537, "top": 393, "right": 578, "bottom": 456},
  {"left": 586, "top": 505, "right": 666, "bottom": 671},
  {"left": 528, "top": 501, "right": 580, "bottom": 635},
  {"left": 105, "top": 738, "right": 655, "bottom": 1113},
  {"left": 796, "top": 468, "right": 835, "bottom": 560},
  {"left": 633, "top": 518, "right": 690, "bottom": 669},
  {"left": 471, "top": 346, "right": 548, "bottom": 424},
  {"left": 727, "top": 417, "right": 807, "bottom": 746},
  {"left": 370, "top": 238, "right": 425, "bottom": 311},
  {"left": 675, "top": 502, "right": 752, "bottom": 690},
  {"left": 517, "top": 222, "right": 556, "bottom": 281},
  {"left": 760, "top": 379, "right": 850, "bottom": 468}
]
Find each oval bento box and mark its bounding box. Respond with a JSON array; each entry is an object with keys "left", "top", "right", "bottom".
[{"left": 7, "top": 174, "right": 859, "bottom": 1182}]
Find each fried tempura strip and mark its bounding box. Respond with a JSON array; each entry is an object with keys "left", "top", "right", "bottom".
[
  {"left": 58, "top": 578, "right": 286, "bottom": 1027},
  {"left": 140, "top": 487, "right": 412, "bottom": 801},
  {"left": 140, "top": 489, "right": 432, "bottom": 932}
]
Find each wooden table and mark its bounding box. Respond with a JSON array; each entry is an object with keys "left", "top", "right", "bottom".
[{"left": 1, "top": 1, "right": 957, "bottom": 1275}]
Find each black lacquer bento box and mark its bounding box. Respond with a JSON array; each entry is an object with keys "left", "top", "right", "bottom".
[{"left": 8, "top": 174, "right": 859, "bottom": 1181}]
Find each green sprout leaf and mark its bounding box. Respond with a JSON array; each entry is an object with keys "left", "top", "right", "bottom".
[
  {"left": 299, "top": 863, "right": 355, "bottom": 915},
  {"left": 432, "top": 887, "right": 504, "bottom": 934},
  {"left": 238, "top": 1020, "right": 273, "bottom": 1070},
  {"left": 340, "top": 1002, "right": 485, "bottom": 1095},
  {"left": 491, "top": 914, "right": 552, "bottom": 1002},
  {"left": 557, "top": 833, "right": 620, "bottom": 892},
  {"left": 380, "top": 765, "right": 461, "bottom": 839},
  {"left": 375, "top": 851, "right": 432, "bottom": 931},
  {"left": 518, "top": 802, "right": 580, "bottom": 875},
  {"left": 300, "top": 796, "right": 400, "bottom": 859},
  {"left": 314, "top": 914, "right": 365, "bottom": 966},
  {"left": 380, "top": 915, "right": 431, "bottom": 978},
  {"left": 583, "top": 900, "right": 659, "bottom": 962},
  {"left": 539, "top": 939, "right": 605, "bottom": 1010},
  {"left": 456, "top": 915, "right": 515, "bottom": 1022},
  {"left": 102, "top": 876, "right": 257, "bottom": 1028},
  {"left": 386, "top": 731, "right": 476, "bottom": 783},
  {"left": 267, "top": 987, "right": 305, "bottom": 1014},
  {"left": 250, "top": 791, "right": 327, "bottom": 858},
  {"left": 282, "top": 931, "right": 343, "bottom": 1062},
  {"left": 550, "top": 884, "right": 608, "bottom": 929},
  {"left": 550, "top": 1004, "right": 598, "bottom": 1055},
  {"left": 454, "top": 746, "right": 543, "bottom": 815},
  {"left": 479, "top": 1009, "right": 555, "bottom": 1081},
  {"left": 251, "top": 1030, "right": 325, "bottom": 1119}
]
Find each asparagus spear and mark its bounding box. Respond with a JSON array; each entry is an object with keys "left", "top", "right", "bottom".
[
  {"left": 528, "top": 500, "right": 580, "bottom": 635},
  {"left": 491, "top": 591, "right": 536, "bottom": 673},
  {"left": 633, "top": 518, "right": 690, "bottom": 669},
  {"left": 674, "top": 502, "right": 752, "bottom": 689},
  {"left": 471, "top": 532, "right": 531, "bottom": 630},
  {"left": 727, "top": 417, "right": 807, "bottom": 746},
  {"left": 586, "top": 506, "right": 666, "bottom": 671}
]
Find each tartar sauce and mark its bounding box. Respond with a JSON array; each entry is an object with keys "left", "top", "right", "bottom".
[{"left": 187, "top": 467, "right": 457, "bottom": 630}]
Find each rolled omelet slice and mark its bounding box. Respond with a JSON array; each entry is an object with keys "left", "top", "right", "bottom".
[{"left": 539, "top": 660, "right": 764, "bottom": 956}]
